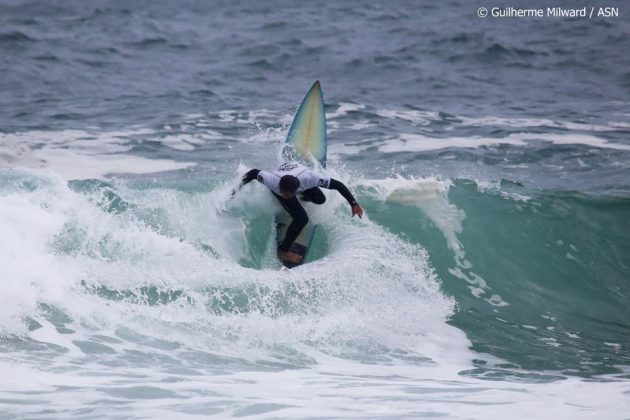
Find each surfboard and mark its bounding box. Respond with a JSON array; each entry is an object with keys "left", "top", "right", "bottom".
[{"left": 276, "top": 81, "right": 327, "bottom": 268}]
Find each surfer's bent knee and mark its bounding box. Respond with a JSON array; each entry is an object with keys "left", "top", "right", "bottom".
[
  {"left": 312, "top": 194, "right": 326, "bottom": 205},
  {"left": 303, "top": 187, "right": 326, "bottom": 205}
]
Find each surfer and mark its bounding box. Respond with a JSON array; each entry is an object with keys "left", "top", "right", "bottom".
[{"left": 241, "top": 162, "right": 364, "bottom": 264}]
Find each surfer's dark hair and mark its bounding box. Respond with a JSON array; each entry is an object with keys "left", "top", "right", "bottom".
[{"left": 279, "top": 175, "right": 300, "bottom": 193}]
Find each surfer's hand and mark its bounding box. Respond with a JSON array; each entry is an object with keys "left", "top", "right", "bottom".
[
  {"left": 242, "top": 169, "right": 260, "bottom": 184},
  {"left": 351, "top": 203, "right": 364, "bottom": 218}
]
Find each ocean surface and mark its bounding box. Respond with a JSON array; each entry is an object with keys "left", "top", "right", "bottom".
[{"left": 1, "top": 0, "right": 630, "bottom": 418}]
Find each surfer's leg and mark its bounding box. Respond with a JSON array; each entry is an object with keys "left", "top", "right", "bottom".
[
  {"left": 301, "top": 187, "right": 326, "bottom": 205},
  {"left": 273, "top": 193, "right": 309, "bottom": 252}
]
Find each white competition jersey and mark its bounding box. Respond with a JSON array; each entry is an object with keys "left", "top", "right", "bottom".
[{"left": 257, "top": 162, "right": 331, "bottom": 195}]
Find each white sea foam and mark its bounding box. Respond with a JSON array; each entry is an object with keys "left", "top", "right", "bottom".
[
  {"left": 0, "top": 186, "right": 80, "bottom": 334},
  {"left": 458, "top": 115, "right": 630, "bottom": 132},
  {"left": 0, "top": 348, "right": 628, "bottom": 419},
  {"left": 0, "top": 168, "right": 458, "bottom": 352},
  {"left": 215, "top": 109, "right": 292, "bottom": 126},
  {"left": 0, "top": 129, "right": 195, "bottom": 179},
  {"left": 367, "top": 106, "right": 630, "bottom": 133},
  {"left": 330, "top": 131, "right": 630, "bottom": 157},
  {"left": 327, "top": 102, "right": 366, "bottom": 119},
  {"left": 374, "top": 108, "right": 441, "bottom": 125},
  {"left": 160, "top": 134, "right": 204, "bottom": 151},
  {"left": 1, "top": 169, "right": 628, "bottom": 418}
]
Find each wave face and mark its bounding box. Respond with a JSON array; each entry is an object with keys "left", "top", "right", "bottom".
[
  {"left": 1, "top": 164, "right": 629, "bottom": 417},
  {"left": 361, "top": 178, "right": 630, "bottom": 377}
]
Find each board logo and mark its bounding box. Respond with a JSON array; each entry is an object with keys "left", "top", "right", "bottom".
[{"left": 278, "top": 163, "right": 298, "bottom": 172}]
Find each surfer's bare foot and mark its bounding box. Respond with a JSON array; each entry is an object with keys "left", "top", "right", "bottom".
[{"left": 279, "top": 250, "right": 302, "bottom": 263}]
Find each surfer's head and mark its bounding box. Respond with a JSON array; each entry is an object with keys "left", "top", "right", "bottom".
[{"left": 279, "top": 175, "right": 300, "bottom": 198}]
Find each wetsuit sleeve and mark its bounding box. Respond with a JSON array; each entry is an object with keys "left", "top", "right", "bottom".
[
  {"left": 251, "top": 170, "right": 279, "bottom": 193},
  {"left": 242, "top": 169, "right": 260, "bottom": 184},
  {"left": 298, "top": 170, "right": 330, "bottom": 190},
  {"left": 327, "top": 179, "right": 358, "bottom": 206}
]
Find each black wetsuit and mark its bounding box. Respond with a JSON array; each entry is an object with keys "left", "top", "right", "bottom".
[{"left": 242, "top": 169, "right": 357, "bottom": 252}]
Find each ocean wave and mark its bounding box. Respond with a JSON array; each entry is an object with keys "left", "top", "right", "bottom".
[
  {"left": 362, "top": 176, "right": 630, "bottom": 375},
  {"left": 0, "top": 30, "right": 36, "bottom": 43},
  {"left": 2, "top": 167, "right": 628, "bottom": 378}
]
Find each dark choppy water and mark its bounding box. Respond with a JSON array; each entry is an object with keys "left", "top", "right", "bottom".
[{"left": 1, "top": 0, "right": 630, "bottom": 418}]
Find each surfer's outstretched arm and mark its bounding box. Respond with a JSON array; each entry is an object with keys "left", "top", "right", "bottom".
[
  {"left": 230, "top": 169, "right": 261, "bottom": 197},
  {"left": 242, "top": 169, "right": 277, "bottom": 189},
  {"left": 327, "top": 179, "right": 364, "bottom": 218}
]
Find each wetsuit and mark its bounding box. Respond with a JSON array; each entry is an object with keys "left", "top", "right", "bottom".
[{"left": 242, "top": 162, "right": 357, "bottom": 252}]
